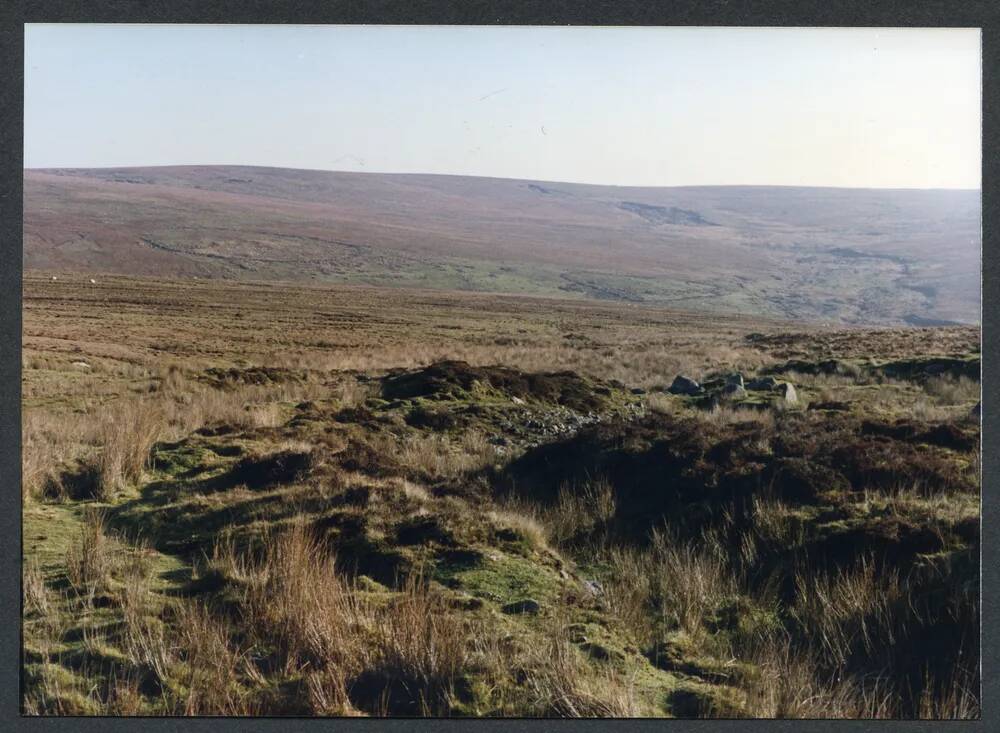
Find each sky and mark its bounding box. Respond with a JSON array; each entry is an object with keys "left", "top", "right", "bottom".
[{"left": 24, "top": 24, "right": 981, "bottom": 189}]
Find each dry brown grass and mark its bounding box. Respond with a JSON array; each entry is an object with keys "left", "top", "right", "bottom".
[
  {"left": 911, "top": 399, "right": 965, "bottom": 422},
  {"left": 159, "top": 381, "right": 306, "bottom": 437},
  {"left": 923, "top": 375, "right": 980, "bottom": 405},
  {"left": 544, "top": 478, "right": 617, "bottom": 547},
  {"left": 522, "top": 633, "right": 640, "bottom": 717},
  {"left": 22, "top": 558, "right": 51, "bottom": 617},
  {"left": 645, "top": 391, "right": 675, "bottom": 415},
  {"left": 372, "top": 429, "right": 500, "bottom": 481},
  {"left": 693, "top": 403, "right": 778, "bottom": 428},
  {"left": 738, "top": 635, "right": 890, "bottom": 718},
  {"left": 22, "top": 370, "right": 325, "bottom": 502},
  {"left": 174, "top": 602, "right": 259, "bottom": 716},
  {"left": 335, "top": 377, "right": 372, "bottom": 408},
  {"left": 95, "top": 400, "right": 164, "bottom": 498},
  {"left": 21, "top": 410, "right": 100, "bottom": 501},
  {"left": 237, "top": 523, "right": 366, "bottom": 678},
  {"left": 205, "top": 522, "right": 490, "bottom": 715},
  {"left": 916, "top": 664, "right": 982, "bottom": 720},
  {"left": 64, "top": 510, "right": 117, "bottom": 598},
  {"left": 362, "top": 575, "right": 478, "bottom": 715},
  {"left": 499, "top": 476, "right": 615, "bottom": 549},
  {"left": 736, "top": 629, "right": 978, "bottom": 719},
  {"left": 486, "top": 508, "right": 549, "bottom": 552},
  {"left": 749, "top": 496, "right": 807, "bottom": 549},
  {"left": 790, "top": 557, "right": 903, "bottom": 668},
  {"left": 104, "top": 676, "right": 147, "bottom": 716},
  {"left": 599, "top": 528, "right": 736, "bottom": 644}
]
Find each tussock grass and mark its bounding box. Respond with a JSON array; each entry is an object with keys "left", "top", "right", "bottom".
[
  {"left": 738, "top": 635, "right": 886, "bottom": 718},
  {"left": 239, "top": 523, "right": 366, "bottom": 675},
  {"left": 95, "top": 400, "right": 163, "bottom": 498},
  {"left": 22, "top": 559, "right": 51, "bottom": 617},
  {"left": 22, "top": 410, "right": 100, "bottom": 501},
  {"left": 601, "top": 528, "right": 736, "bottom": 643},
  {"left": 372, "top": 429, "right": 499, "bottom": 480},
  {"left": 486, "top": 508, "right": 549, "bottom": 551},
  {"left": 544, "top": 478, "right": 616, "bottom": 547},
  {"left": 335, "top": 378, "right": 371, "bottom": 408},
  {"left": 523, "top": 636, "right": 640, "bottom": 717},
  {"left": 499, "top": 477, "right": 615, "bottom": 548},
  {"left": 916, "top": 663, "right": 981, "bottom": 720},
  {"left": 694, "top": 404, "right": 777, "bottom": 428},
  {"left": 911, "top": 399, "right": 963, "bottom": 422},
  {"left": 750, "top": 496, "right": 807, "bottom": 548},
  {"left": 174, "top": 602, "right": 258, "bottom": 716},
  {"left": 204, "top": 523, "right": 492, "bottom": 715},
  {"left": 65, "top": 510, "right": 117, "bottom": 598},
  {"left": 790, "top": 557, "right": 903, "bottom": 667},
  {"left": 923, "top": 375, "right": 980, "bottom": 405},
  {"left": 363, "top": 574, "right": 476, "bottom": 715},
  {"left": 645, "top": 391, "right": 675, "bottom": 415}
]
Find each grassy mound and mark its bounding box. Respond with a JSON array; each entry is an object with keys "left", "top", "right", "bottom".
[
  {"left": 382, "top": 360, "right": 619, "bottom": 413},
  {"left": 23, "top": 358, "right": 980, "bottom": 717}
]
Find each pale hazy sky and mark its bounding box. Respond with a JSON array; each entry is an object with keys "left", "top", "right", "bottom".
[{"left": 24, "top": 24, "right": 981, "bottom": 189}]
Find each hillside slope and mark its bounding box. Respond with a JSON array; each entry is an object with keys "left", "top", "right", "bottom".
[{"left": 24, "top": 166, "right": 980, "bottom": 325}]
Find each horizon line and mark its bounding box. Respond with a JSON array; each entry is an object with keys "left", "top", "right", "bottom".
[{"left": 23, "top": 164, "right": 982, "bottom": 193}]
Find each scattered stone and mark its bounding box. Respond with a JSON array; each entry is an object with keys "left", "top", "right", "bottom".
[
  {"left": 511, "top": 396, "right": 525, "bottom": 405},
  {"left": 583, "top": 579, "right": 604, "bottom": 597},
  {"left": 777, "top": 382, "right": 797, "bottom": 404},
  {"left": 668, "top": 375, "right": 702, "bottom": 395},
  {"left": 502, "top": 598, "right": 540, "bottom": 615},
  {"left": 722, "top": 384, "right": 747, "bottom": 400},
  {"left": 71, "top": 361, "right": 91, "bottom": 370},
  {"left": 746, "top": 376, "right": 778, "bottom": 391}
]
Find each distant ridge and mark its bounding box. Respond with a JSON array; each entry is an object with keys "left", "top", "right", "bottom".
[{"left": 24, "top": 166, "right": 981, "bottom": 325}]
